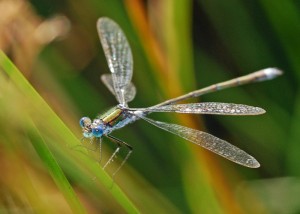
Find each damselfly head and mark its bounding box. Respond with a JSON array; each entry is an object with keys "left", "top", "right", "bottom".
[{"left": 79, "top": 117, "right": 104, "bottom": 138}]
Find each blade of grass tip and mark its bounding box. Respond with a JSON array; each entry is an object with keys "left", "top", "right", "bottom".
[
  {"left": 0, "top": 51, "right": 140, "bottom": 214},
  {"left": 27, "top": 119, "right": 87, "bottom": 214}
]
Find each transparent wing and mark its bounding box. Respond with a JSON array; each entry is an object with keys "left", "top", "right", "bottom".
[
  {"left": 97, "top": 17, "right": 134, "bottom": 105},
  {"left": 100, "top": 74, "right": 115, "bottom": 96},
  {"left": 140, "top": 116, "right": 260, "bottom": 168},
  {"left": 144, "top": 102, "right": 265, "bottom": 115},
  {"left": 101, "top": 74, "right": 136, "bottom": 103}
]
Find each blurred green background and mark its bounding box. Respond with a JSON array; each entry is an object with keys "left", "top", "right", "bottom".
[{"left": 0, "top": 0, "right": 299, "bottom": 213}]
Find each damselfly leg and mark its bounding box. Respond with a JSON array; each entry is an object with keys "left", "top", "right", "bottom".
[{"left": 103, "top": 135, "right": 133, "bottom": 177}]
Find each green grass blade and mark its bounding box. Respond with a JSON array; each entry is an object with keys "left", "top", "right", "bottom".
[
  {"left": 163, "top": 0, "right": 196, "bottom": 92},
  {"left": 27, "top": 120, "right": 86, "bottom": 214},
  {"left": 0, "top": 51, "right": 140, "bottom": 214}
]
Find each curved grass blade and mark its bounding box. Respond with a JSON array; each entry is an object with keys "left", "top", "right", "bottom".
[
  {"left": 27, "top": 120, "right": 86, "bottom": 214},
  {"left": 0, "top": 51, "right": 140, "bottom": 214}
]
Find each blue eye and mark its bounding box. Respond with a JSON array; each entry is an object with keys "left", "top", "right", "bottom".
[
  {"left": 92, "top": 125, "right": 103, "bottom": 137},
  {"left": 79, "top": 117, "right": 91, "bottom": 128}
]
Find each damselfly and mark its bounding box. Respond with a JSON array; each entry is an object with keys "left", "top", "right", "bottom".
[{"left": 79, "top": 17, "right": 282, "bottom": 175}]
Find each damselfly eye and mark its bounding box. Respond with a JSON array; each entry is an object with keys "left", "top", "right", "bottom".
[
  {"left": 79, "top": 117, "right": 91, "bottom": 128},
  {"left": 92, "top": 125, "right": 103, "bottom": 137}
]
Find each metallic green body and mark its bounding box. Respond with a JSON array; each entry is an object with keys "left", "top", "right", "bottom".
[{"left": 98, "top": 106, "right": 127, "bottom": 127}]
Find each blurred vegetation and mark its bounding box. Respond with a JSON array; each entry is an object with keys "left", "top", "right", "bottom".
[{"left": 0, "top": 0, "right": 299, "bottom": 213}]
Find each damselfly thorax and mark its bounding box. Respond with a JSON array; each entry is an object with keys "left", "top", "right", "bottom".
[{"left": 80, "top": 105, "right": 141, "bottom": 137}]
